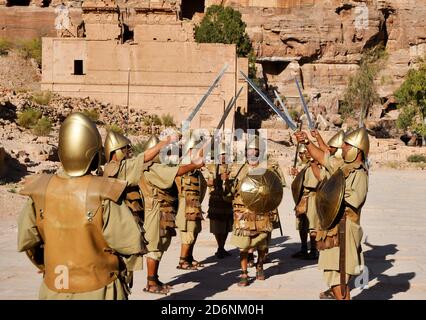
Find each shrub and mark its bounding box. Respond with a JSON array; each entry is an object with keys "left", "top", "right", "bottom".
[
  {"left": 17, "top": 108, "right": 42, "bottom": 129},
  {"left": 161, "top": 113, "right": 176, "bottom": 127},
  {"left": 0, "top": 38, "right": 12, "bottom": 56},
  {"left": 31, "top": 91, "right": 52, "bottom": 106},
  {"left": 106, "top": 123, "right": 123, "bottom": 134},
  {"left": 407, "top": 154, "right": 426, "bottom": 163},
  {"left": 17, "top": 38, "right": 42, "bottom": 66},
  {"left": 32, "top": 117, "right": 52, "bottom": 136},
  {"left": 395, "top": 59, "right": 426, "bottom": 144},
  {"left": 289, "top": 109, "right": 300, "bottom": 122},
  {"left": 143, "top": 115, "right": 162, "bottom": 127},
  {"left": 81, "top": 109, "right": 100, "bottom": 122}
]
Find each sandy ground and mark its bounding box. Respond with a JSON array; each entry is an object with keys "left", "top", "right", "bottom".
[{"left": 0, "top": 169, "right": 425, "bottom": 300}]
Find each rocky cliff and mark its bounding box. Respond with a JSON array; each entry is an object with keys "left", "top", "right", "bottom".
[{"left": 215, "top": 0, "right": 426, "bottom": 130}]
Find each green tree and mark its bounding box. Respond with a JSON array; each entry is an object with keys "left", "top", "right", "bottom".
[
  {"left": 395, "top": 60, "right": 426, "bottom": 145},
  {"left": 195, "top": 5, "right": 252, "bottom": 58}
]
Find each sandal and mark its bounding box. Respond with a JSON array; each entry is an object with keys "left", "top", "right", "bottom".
[
  {"left": 238, "top": 270, "right": 250, "bottom": 287},
  {"left": 188, "top": 256, "right": 204, "bottom": 268},
  {"left": 143, "top": 276, "right": 169, "bottom": 295},
  {"left": 256, "top": 268, "right": 265, "bottom": 281},
  {"left": 176, "top": 257, "right": 198, "bottom": 270},
  {"left": 319, "top": 288, "right": 336, "bottom": 300},
  {"left": 154, "top": 275, "right": 173, "bottom": 290}
]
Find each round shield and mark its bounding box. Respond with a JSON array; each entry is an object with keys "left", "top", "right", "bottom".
[
  {"left": 315, "top": 168, "right": 345, "bottom": 230},
  {"left": 240, "top": 169, "right": 283, "bottom": 213},
  {"left": 291, "top": 166, "right": 307, "bottom": 204}
]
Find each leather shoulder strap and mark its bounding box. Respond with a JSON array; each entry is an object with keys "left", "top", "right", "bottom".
[
  {"left": 20, "top": 174, "right": 53, "bottom": 196},
  {"left": 103, "top": 160, "right": 121, "bottom": 178},
  {"left": 20, "top": 174, "right": 53, "bottom": 214},
  {"left": 91, "top": 176, "right": 127, "bottom": 202}
]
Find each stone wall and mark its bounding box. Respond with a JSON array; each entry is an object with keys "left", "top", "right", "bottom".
[
  {"left": 41, "top": 38, "right": 247, "bottom": 129},
  {"left": 0, "top": 6, "right": 82, "bottom": 40}
]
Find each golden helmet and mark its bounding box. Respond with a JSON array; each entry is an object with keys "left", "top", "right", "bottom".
[
  {"left": 327, "top": 130, "right": 345, "bottom": 149},
  {"left": 145, "top": 135, "right": 160, "bottom": 150},
  {"left": 297, "top": 144, "right": 307, "bottom": 154},
  {"left": 247, "top": 135, "right": 260, "bottom": 150},
  {"left": 58, "top": 112, "right": 102, "bottom": 177},
  {"left": 343, "top": 127, "right": 370, "bottom": 163},
  {"left": 104, "top": 130, "right": 131, "bottom": 162}
]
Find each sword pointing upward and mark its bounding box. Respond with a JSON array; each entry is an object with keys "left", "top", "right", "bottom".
[
  {"left": 240, "top": 71, "right": 298, "bottom": 131},
  {"left": 295, "top": 77, "right": 314, "bottom": 130},
  {"left": 182, "top": 63, "right": 229, "bottom": 130},
  {"left": 216, "top": 86, "right": 244, "bottom": 131},
  {"left": 274, "top": 90, "right": 298, "bottom": 129}
]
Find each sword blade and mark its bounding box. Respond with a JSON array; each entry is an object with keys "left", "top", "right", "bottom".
[
  {"left": 295, "top": 77, "right": 314, "bottom": 130},
  {"left": 240, "top": 71, "right": 298, "bottom": 131},
  {"left": 183, "top": 64, "right": 229, "bottom": 129},
  {"left": 216, "top": 86, "right": 244, "bottom": 131},
  {"left": 273, "top": 90, "right": 297, "bottom": 129}
]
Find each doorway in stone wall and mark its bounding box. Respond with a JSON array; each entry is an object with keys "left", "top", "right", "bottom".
[
  {"left": 6, "top": 0, "right": 31, "bottom": 6},
  {"left": 181, "top": 0, "right": 205, "bottom": 20}
]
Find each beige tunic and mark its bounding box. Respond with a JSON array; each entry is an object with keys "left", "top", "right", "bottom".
[
  {"left": 303, "top": 165, "right": 327, "bottom": 230},
  {"left": 106, "top": 153, "right": 146, "bottom": 271},
  {"left": 115, "top": 152, "right": 145, "bottom": 186},
  {"left": 318, "top": 164, "right": 369, "bottom": 286},
  {"left": 143, "top": 163, "right": 179, "bottom": 253},
  {"left": 17, "top": 196, "right": 142, "bottom": 300}
]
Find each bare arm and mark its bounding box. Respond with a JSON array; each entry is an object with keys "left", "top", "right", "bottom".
[
  {"left": 311, "top": 129, "right": 329, "bottom": 153},
  {"left": 295, "top": 131, "right": 327, "bottom": 167},
  {"left": 143, "top": 136, "right": 172, "bottom": 162},
  {"left": 310, "top": 161, "right": 322, "bottom": 181},
  {"left": 177, "top": 163, "right": 202, "bottom": 176}
]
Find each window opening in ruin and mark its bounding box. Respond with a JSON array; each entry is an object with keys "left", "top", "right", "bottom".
[
  {"left": 6, "top": 0, "right": 31, "bottom": 6},
  {"left": 121, "top": 23, "right": 134, "bottom": 44},
  {"left": 73, "top": 60, "right": 84, "bottom": 75},
  {"left": 181, "top": 0, "right": 205, "bottom": 20},
  {"left": 261, "top": 61, "right": 289, "bottom": 76},
  {"left": 42, "top": 0, "right": 51, "bottom": 7}
]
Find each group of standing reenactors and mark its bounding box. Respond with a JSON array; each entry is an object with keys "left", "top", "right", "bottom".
[{"left": 17, "top": 111, "right": 369, "bottom": 300}]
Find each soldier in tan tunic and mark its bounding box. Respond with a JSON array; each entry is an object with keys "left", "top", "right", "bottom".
[
  {"left": 226, "top": 136, "right": 283, "bottom": 286},
  {"left": 17, "top": 113, "right": 143, "bottom": 300},
  {"left": 295, "top": 127, "right": 369, "bottom": 300},
  {"left": 203, "top": 142, "right": 233, "bottom": 259},
  {"left": 102, "top": 131, "right": 176, "bottom": 288},
  {"left": 291, "top": 145, "right": 326, "bottom": 260},
  {"left": 175, "top": 135, "right": 207, "bottom": 270},
  {"left": 139, "top": 135, "right": 204, "bottom": 294}
]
